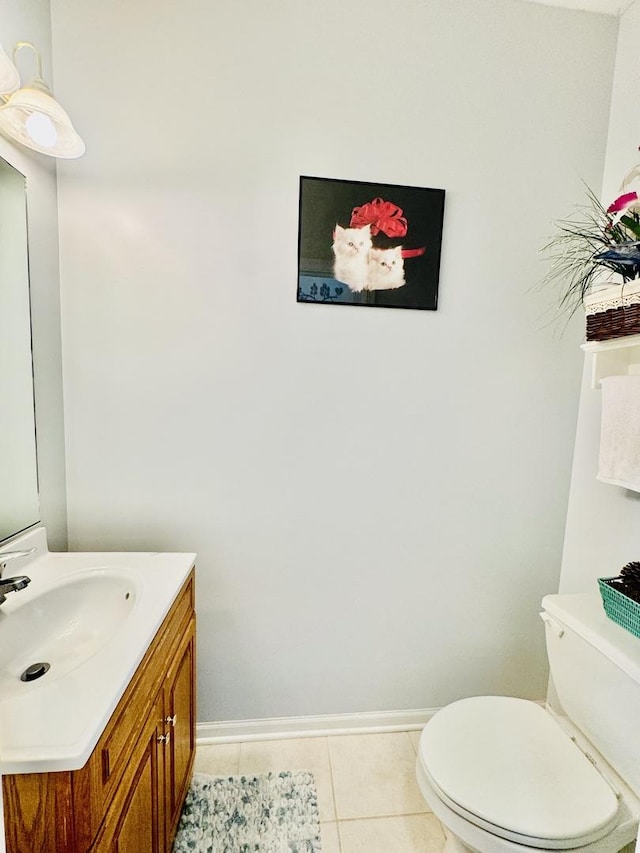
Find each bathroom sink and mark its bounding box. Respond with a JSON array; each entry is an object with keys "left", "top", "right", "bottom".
[
  {"left": 0, "top": 569, "right": 136, "bottom": 696},
  {"left": 0, "top": 527, "right": 195, "bottom": 774}
]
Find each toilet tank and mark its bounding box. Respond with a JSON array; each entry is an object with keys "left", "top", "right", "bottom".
[{"left": 542, "top": 593, "right": 640, "bottom": 798}]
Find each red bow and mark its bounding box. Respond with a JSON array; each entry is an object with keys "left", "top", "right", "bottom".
[
  {"left": 401, "top": 247, "right": 425, "bottom": 259},
  {"left": 350, "top": 198, "right": 408, "bottom": 238}
]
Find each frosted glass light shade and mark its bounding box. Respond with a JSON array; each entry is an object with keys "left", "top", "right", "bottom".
[
  {"left": 0, "top": 43, "right": 20, "bottom": 95},
  {"left": 25, "top": 112, "right": 58, "bottom": 147},
  {"left": 0, "top": 85, "right": 85, "bottom": 158}
]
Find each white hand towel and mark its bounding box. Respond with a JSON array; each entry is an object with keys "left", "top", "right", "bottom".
[{"left": 597, "top": 375, "right": 640, "bottom": 492}]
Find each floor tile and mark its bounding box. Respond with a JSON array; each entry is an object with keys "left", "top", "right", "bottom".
[
  {"left": 193, "top": 742, "right": 240, "bottom": 776},
  {"left": 329, "top": 732, "right": 427, "bottom": 820},
  {"left": 320, "top": 821, "right": 341, "bottom": 853},
  {"left": 339, "top": 814, "right": 445, "bottom": 853},
  {"left": 238, "top": 737, "right": 336, "bottom": 821}
]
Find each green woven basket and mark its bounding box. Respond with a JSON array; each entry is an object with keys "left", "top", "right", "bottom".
[{"left": 598, "top": 577, "right": 640, "bottom": 639}]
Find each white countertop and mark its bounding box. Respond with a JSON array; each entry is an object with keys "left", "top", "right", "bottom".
[{"left": 0, "top": 527, "right": 195, "bottom": 774}]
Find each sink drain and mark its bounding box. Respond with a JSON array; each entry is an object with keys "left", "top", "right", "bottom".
[{"left": 20, "top": 662, "right": 50, "bottom": 682}]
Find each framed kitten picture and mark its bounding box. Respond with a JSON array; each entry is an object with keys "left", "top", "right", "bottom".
[{"left": 297, "top": 175, "right": 445, "bottom": 311}]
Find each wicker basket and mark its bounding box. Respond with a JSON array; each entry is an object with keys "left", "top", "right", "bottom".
[
  {"left": 585, "top": 280, "right": 640, "bottom": 342},
  {"left": 598, "top": 577, "right": 640, "bottom": 638}
]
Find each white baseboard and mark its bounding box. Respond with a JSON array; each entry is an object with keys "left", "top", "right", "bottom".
[{"left": 197, "top": 707, "right": 440, "bottom": 744}]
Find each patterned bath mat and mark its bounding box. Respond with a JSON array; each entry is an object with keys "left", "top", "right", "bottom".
[{"left": 172, "top": 771, "right": 322, "bottom": 853}]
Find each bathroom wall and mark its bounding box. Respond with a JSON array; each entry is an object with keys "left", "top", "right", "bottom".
[
  {"left": 51, "top": 0, "right": 617, "bottom": 723},
  {"left": 0, "top": 2, "right": 66, "bottom": 551},
  {"left": 560, "top": 1, "right": 640, "bottom": 593}
]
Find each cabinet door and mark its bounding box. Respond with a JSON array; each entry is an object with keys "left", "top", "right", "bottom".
[
  {"left": 164, "top": 618, "right": 196, "bottom": 848},
  {"left": 91, "top": 695, "right": 165, "bottom": 853},
  {"left": 2, "top": 771, "right": 75, "bottom": 853}
]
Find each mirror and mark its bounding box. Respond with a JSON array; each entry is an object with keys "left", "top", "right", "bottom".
[{"left": 0, "top": 156, "right": 39, "bottom": 542}]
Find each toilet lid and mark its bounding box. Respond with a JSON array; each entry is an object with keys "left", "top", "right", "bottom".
[{"left": 420, "top": 696, "right": 619, "bottom": 844}]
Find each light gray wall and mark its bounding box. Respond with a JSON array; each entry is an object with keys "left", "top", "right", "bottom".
[
  {"left": 560, "top": 1, "right": 640, "bottom": 593},
  {"left": 1, "top": 4, "right": 67, "bottom": 548},
  {"left": 51, "top": 0, "right": 616, "bottom": 722}
]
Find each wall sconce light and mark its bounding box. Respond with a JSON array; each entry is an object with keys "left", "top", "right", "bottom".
[{"left": 0, "top": 41, "right": 85, "bottom": 159}]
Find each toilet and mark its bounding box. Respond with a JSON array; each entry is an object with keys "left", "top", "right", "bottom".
[{"left": 416, "top": 593, "right": 640, "bottom": 852}]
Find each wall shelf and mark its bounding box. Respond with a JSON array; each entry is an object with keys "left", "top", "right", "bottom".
[{"left": 582, "top": 334, "right": 640, "bottom": 389}]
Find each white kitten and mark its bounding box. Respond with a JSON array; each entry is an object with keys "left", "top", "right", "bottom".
[
  {"left": 332, "top": 224, "right": 372, "bottom": 292},
  {"left": 366, "top": 247, "right": 405, "bottom": 290}
]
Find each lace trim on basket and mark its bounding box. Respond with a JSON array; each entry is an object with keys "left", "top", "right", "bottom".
[{"left": 586, "top": 289, "right": 640, "bottom": 316}]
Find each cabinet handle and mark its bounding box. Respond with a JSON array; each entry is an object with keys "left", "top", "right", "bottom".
[
  {"left": 165, "top": 714, "right": 177, "bottom": 727},
  {"left": 157, "top": 731, "right": 171, "bottom": 744}
]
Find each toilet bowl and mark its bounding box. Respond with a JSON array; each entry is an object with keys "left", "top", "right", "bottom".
[{"left": 415, "top": 594, "right": 640, "bottom": 852}]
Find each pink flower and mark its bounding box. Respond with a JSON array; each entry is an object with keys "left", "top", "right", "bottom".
[
  {"left": 350, "top": 198, "right": 408, "bottom": 238},
  {"left": 607, "top": 191, "right": 638, "bottom": 214}
]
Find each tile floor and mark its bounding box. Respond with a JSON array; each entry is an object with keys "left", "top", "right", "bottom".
[{"left": 193, "top": 729, "right": 446, "bottom": 853}]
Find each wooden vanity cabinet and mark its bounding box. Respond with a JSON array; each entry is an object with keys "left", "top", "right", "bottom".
[
  {"left": 3, "top": 570, "right": 196, "bottom": 853},
  {"left": 92, "top": 691, "right": 166, "bottom": 853}
]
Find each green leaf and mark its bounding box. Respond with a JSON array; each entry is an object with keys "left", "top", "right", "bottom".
[{"left": 619, "top": 215, "right": 640, "bottom": 239}]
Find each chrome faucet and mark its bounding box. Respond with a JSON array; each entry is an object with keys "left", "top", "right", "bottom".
[
  {"left": 0, "top": 575, "right": 31, "bottom": 604},
  {"left": 0, "top": 548, "right": 35, "bottom": 605},
  {"left": 0, "top": 548, "right": 36, "bottom": 567}
]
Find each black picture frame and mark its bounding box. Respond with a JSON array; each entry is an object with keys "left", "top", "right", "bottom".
[{"left": 297, "top": 175, "right": 445, "bottom": 311}]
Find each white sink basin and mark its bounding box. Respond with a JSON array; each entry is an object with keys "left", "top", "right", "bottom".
[
  {"left": 0, "top": 569, "right": 137, "bottom": 697},
  {"left": 0, "top": 528, "right": 195, "bottom": 774}
]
